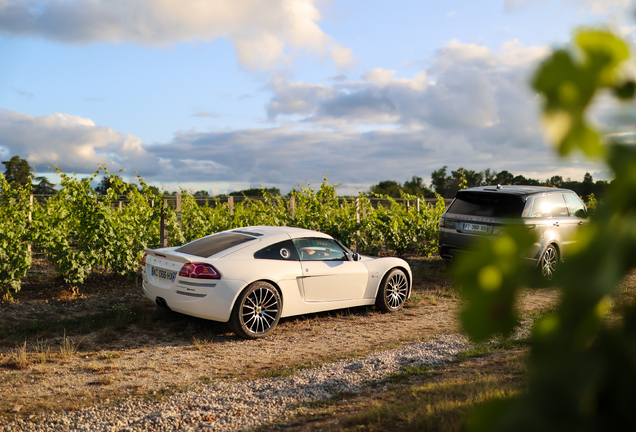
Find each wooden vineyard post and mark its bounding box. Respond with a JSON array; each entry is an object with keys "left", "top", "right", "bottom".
[
  {"left": 289, "top": 196, "right": 295, "bottom": 218},
  {"left": 118, "top": 200, "right": 123, "bottom": 211},
  {"left": 356, "top": 197, "right": 360, "bottom": 253},
  {"left": 28, "top": 194, "right": 33, "bottom": 253},
  {"left": 228, "top": 196, "right": 234, "bottom": 216},
  {"left": 176, "top": 194, "right": 182, "bottom": 227},
  {"left": 160, "top": 199, "right": 168, "bottom": 247},
  {"left": 416, "top": 198, "right": 420, "bottom": 212}
]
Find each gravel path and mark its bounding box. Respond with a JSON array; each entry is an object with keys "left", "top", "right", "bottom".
[{"left": 0, "top": 334, "right": 472, "bottom": 432}]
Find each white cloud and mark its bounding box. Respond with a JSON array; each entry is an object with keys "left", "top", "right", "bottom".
[
  {"left": 0, "top": 0, "right": 352, "bottom": 70},
  {"left": 267, "top": 39, "right": 549, "bottom": 134},
  {"left": 0, "top": 109, "right": 159, "bottom": 176},
  {"left": 142, "top": 124, "right": 603, "bottom": 195},
  {"left": 505, "top": 0, "right": 633, "bottom": 17},
  {"left": 575, "top": 0, "right": 632, "bottom": 16}
]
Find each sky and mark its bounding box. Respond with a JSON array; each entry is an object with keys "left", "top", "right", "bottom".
[{"left": 1, "top": 0, "right": 635, "bottom": 195}]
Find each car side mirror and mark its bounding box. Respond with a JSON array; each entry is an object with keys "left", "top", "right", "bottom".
[{"left": 352, "top": 252, "right": 359, "bottom": 261}]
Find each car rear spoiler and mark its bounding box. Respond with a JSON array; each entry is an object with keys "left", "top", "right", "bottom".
[{"left": 143, "top": 249, "right": 191, "bottom": 263}]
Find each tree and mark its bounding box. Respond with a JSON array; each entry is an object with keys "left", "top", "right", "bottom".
[
  {"left": 32, "top": 176, "right": 56, "bottom": 194},
  {"left": 229, "top": 187, "right": 281, "bottom": 197},
  {"left": 2, "top": 156, "right": 32, "bottom": 189},
  {"left": 369, "top": 180, "right": 403, "bottom": 197},
  {"left": 146, "top": 185, "right": 161, "bottom": 197},
  {"left": 481, "top": 168, "right": 497, "bottom": 185},
  {"left": 581, "top": 172, "right": 594, "bottom": 197},
  {"left": 430, "top": 166, "right": 451, "bottom": 197},
  {"left": 494, "top": 170, "right": 514, "bottom": 185},
  {"left": 403, "top": 176, "right": 435, "bottom": 197},
  {"left": 95, "top": 175, "right": 139, "bottom": 195},
  {"left": 193, "top": 190, "right": 210, "bottom": 198},
  {"left": 547, "top": 175, "right": 563, "bottom": 188}
]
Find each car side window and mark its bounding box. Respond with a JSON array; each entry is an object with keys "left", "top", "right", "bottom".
[
  {"left": 293, "top": 238, "right": 347, "bottom": 261},
  {"left": 564, "top": 193, "right": 587, "bottom": 218},
  {"left": 254, "top": 240, "right": 299, "bottom": 261},
  {"left": 548, "top": 194, "right": 568, "bottom": 217},
  {"left": 529, "top": 195, "right": 549, "bottom": 218}
]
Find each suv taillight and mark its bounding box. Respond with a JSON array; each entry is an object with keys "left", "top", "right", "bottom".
[
  {"left": 178, "top": 263, "right": 221, "bottom": 279},
  {"left": 439, "top": 216, "right": 445, "bottom": 228},
  {"left": 141, "top": 253, "right": 147, "bottom": 266}
]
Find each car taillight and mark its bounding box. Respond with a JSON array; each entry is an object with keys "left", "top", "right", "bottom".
[
  {"left": 439, "top": 216, "right": 445, "bottom": 228},
  {"left": 141, "top": 253, "right": 147, "bottom": 266},
  {"left": 178, "top": 263, "right": 221, "bottom": 279}
]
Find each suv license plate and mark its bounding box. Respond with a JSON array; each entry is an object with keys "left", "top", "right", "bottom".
[
  {"left": 463, "top": 223, "right": 488, "bottom": 233},
  {"left": 152, "top": 267, "right": 176, "bottom": 283}
]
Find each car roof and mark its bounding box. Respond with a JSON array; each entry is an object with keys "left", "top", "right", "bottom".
[
  {"left": 226, "top": 225, "right": 333, "bottom": 240},
  {"left": 458, "top": 185, "right": 574, "bottom": 197}
]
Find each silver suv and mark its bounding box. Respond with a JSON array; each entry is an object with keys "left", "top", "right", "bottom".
[{"left": 438, "top": 185, "right": 588, "bottom": 280}]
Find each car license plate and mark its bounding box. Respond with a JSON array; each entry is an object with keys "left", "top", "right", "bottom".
[
  {"left": 463, "top": 223, "right": 488, "bottom": 233},
  {"left": 151, "top": 266, "right": 176, "bottom": 283}
]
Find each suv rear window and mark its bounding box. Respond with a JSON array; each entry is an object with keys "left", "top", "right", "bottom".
[
  {"left": 175, "top": 232, "right": 256, "bottom": 258},
  {"left": 448, "top": 192, "right": 527, "bottom": 218}
]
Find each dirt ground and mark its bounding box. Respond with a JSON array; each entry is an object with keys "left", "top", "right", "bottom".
[{"left": 0, "top": 257, "right": 558, "bottom": 419}]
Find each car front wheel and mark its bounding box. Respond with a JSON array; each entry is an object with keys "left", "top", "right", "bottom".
[
  {"left": 230, "top": 282, "right": 281, "bottom": 339},
  {"left": 376, "top": 268, "right": 408, "bottom": 312}
]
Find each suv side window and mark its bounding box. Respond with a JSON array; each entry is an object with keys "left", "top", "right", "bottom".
[
  {"left": 564, "top": 193, "right": 587, "bottom": 218},
  {"left": 548, "top": 193, "right": 568, "bottom": 217},
  {"left": 293, "top": 238, "right": 347, "bottom": 261},
  {"left": 529, "top": 195, "right": 549, "bottom": 218}
]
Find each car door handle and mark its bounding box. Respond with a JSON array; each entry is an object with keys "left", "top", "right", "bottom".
[{"left": 553, "top": 222, "right": 559, "bottom": 227}]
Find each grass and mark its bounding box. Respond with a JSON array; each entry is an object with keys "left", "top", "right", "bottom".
[
  {"left": 34, "top": 339, "right": 50, "bottom": 364},
  {"left": 7, "top": 341, "right": 30, "bottom": 370},
  {"left": 59, "top": 331, "right": 82, "bottom": 360},
  {"left": 0, "top": 301, "right": 195, "bottom": 348}
]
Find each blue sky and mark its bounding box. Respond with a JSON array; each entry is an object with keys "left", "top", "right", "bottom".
[{"left": 0, "top": 0, "right": 634, "bottom": 194}]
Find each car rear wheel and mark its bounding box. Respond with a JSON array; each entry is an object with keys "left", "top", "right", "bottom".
[
  {"left": 230, "top": 282, "right": 281, "bottom": 339},
  {"left": 540, "top": 244, "right": 558, "bottom": 281},
  {"left": 376, "top": 269, "right": 408, "bottom": 312}
]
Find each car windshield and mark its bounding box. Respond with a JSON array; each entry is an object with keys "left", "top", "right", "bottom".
[
  {"left": 175, "top": 232, "right": 256, "bottom": 258},
  {"left": 448, "top": 192, "right": 527, "bottom": 218}
]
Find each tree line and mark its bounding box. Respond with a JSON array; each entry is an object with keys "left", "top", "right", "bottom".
[
  {"left": 3, "top": 155, "right": 608, "bottom": 200},
  {"left": 370, "top": 166, "right": 609, "bottom": 200}
]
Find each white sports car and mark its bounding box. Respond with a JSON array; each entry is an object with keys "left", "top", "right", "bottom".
[{"left": 141, "top": 226, "right": 412, "bottom": 339}]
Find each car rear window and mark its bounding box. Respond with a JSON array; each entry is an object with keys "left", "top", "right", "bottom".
[
  {"left": 175, "top": 232, "right": 256, "bottom": 258},
  {"left": 448, "top": 192, "right": 527, "bottom": 218}
]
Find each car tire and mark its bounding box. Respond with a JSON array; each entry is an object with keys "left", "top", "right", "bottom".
[
  {"left": 540, "top": 244, "right": 558, "bottom": 281},
  {"left": 375, "top": 268, "right": 408, "bottom": 312},
  {"left": 230, "top": 281, "right": 282, "bottom": 339}
]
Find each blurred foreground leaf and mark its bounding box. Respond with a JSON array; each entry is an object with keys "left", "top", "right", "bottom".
[{"left": 459, "top": 29, "right": 636, "bottom": 431}]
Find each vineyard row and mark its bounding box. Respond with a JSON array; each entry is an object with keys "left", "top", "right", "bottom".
[{"left": 0, "top": 169, "right": 446, "bottom": 297}]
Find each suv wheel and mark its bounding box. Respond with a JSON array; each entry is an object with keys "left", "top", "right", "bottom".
[{"left": 540, "top": 245, "right": 558, "bottom": 281}]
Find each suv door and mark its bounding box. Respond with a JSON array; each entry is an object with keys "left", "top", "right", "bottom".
[
  {"left": 525, "top": 194, "right": 567, "bottom": 261},
  {"left": 560, "top": 193, "right": 588, "bottom": 258},
  {"left": 547, "top": 193, "right": 577, "bottom": 259}
]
